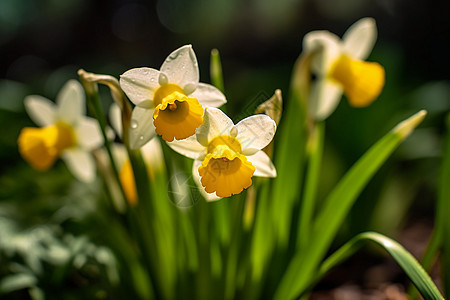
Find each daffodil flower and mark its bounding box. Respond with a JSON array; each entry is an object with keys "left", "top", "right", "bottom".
[
  {"left": 120, "top": 45, "right": 227, "bottom": 149},
  {"left": 299, "top": 17, "right": 385, "bottom": 120},
  {"left": 168, "top": 107, "right": 277, "bottom": 200},
  {"left": 17, "top": 80, "right": 104, "bottom": 182}
]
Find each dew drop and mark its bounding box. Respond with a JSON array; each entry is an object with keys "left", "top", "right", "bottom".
[
  {"left": 131, "top": 120, "right": 138, "bottom": 129},
  {"left": 189, "top": 50, "right": 198, "bottom": 68},
  {"left": 139, "top": 136, "right": 144, "bottom": 140},
  {"left": 230, "top": 126, "right": 238, "bottom": 137},
  {"left": 159, "top": 73, "right": 168, "bottom": 85},
  {"left": 183, "top": 82, "right": 197, "bottom": 94},
  {"left": 168, "top": 51, "right": 180, "bottom": 61}
]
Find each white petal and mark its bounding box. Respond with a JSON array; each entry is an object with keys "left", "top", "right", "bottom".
[
  {"left": 120, "top": 68, "right": 160, "bottom": 106},
  {"left": 160, "top": 45, "right": 199, "bottom": 87},
  {"left": 196, "top": 107, "right": 234, "bottom": 146},
  {"left": 192, "top": 159, "right": 221, "bottom": 202},
  {"left": 310, "top": 79, "right": 343, "bottom": 121},
  {"left": 247, "top": 150, "right": 277, "bottom": 177},
  {"left": 129, "top": 106, "right": 157, "bottom": 150},
  {"left": 56, "top": 80, "right": 85, "bottom": 125},
  {"left": 167, "top": 134, "right": 205, "bottom": 159},
  {"left": 111, "top": 143, "right": 128, "bottom": 170},
  {"left": 303, "top": 30, "right": 341, "bottom": 76},
  {"left": 24, "top": 95, "right": 56, "bottom": 126},
  {"left": 62, "top": 148, "right": 96, "bottom": 182},
  {"left": 235, "top": 115, "right": 276, "bottom": 151},
  {"left": 189, "top": 83, "right": 227, "bottom": 108},
  {"left": 342, "top": 17, "right": 377, "bottom": 60},
  {"left": 76, "top": 118, "right": 104, "bottom": 150},
  {"left": 109, "top": 103, "right": 123, "bottom": 138}
]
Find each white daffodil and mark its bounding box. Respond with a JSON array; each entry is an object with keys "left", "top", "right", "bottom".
[
  {"left": 17, "top": 80, "right": 105, "bottom": 182},
  {"left": 168, "top": 107, "right": 277, "bottom": 200},
  {"left": 298, "top": 17, "right": 385, "bottom": 120},
  {"left": 108, "top": 103, "right": 164, "bottom": 206},
  {"left": 120, "top": 45, "right": 227, "bottom": 149}
]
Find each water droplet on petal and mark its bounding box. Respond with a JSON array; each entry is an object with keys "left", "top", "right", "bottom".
[
  {"left": 183, "top": 82, "right": 198, "bottom": 94},
  {"left": 169, "top": 52, "right": 179, "bottom": 60},
  {"left": 189, "top": 50, "right": 198, "bottom": 68},
  {"left": 150, "top": 77, "right": 155, "bottom": 82},
  {"left": 230, "top": 126, "right": 238, "bottom": 137},
  {"left": 139, "top": 136, "right": 144, "bottom": 140},
  {"left": 159, "top": 73, "right": 168, "bottom": 85},
  {"left": 131, "top": 120, "right": 138, "bottom": 129}
]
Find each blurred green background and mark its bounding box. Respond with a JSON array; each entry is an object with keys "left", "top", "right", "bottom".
[{"left": 0, "top": 0, "right": 449, "bottom": 298}]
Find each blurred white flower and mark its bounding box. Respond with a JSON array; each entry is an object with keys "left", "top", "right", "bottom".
[
  {"left": 120, "top": 45, "right": 227, "bottom": 148},
  {"left": 107, "top": 103, "right": 164, "bottom": 206},
  {"left": 298, "top": 17, "right": 385, "bottom": 120},
  {"left": 18, "top": 80, "right": 104, "bottom": 182},
  {"left": 168, "top": 107, "right": 277, "bottom": 200}
]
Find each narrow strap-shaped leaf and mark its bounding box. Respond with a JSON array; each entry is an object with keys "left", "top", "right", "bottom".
[
  {"left": 440, "top": 113, "right": 450, "bottom": 297},
  {"left": 297, "top": 121, "right": 325, "bottom": 250},
  {"left": 314, "top": 232, "right": 444, "bottom": 300},
  {"left": 274, "top": 110, "right": 427, "bottom": 300},
  {"left": 271, "top": 88, "right": 308, "bottom": 248},
  {"left": 210, "top": 49, "right": 225, "bottom": 93}
]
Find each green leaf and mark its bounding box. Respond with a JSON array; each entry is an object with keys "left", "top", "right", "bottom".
[
  {"left": 297, "top": 121, "right": 325, "bottom": 250},
  {"left": 440, "top": 113, "right": 450, "bottom": 298},
  {"left": 315, "top": 232, "right": 444, "bottom": 300},
  {"left": 270, "top": 88, "right": 308, "bottom": 248},
  {"left": 274, "top": 110, "right": 428, "bottom": 300},
  {"left": 210, "top": 49, "right": 225, "bottom": 93}
]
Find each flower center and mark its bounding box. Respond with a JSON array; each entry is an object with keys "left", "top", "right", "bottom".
[
  {"left": 152, "top": 84, "right": 204, "bottom": 142},
  {"left": 153, "top": 83, "right": 185, "bottom": 107},
  {"left": 17, "top": 122, "right": 76, "bottom": 170},
  {"left": 329, "top": 54, "right": 385, "bottom": 107},
  {"left": 198, "top": 135, "right": 255, "bottom": 197},
  {"left": 207, "top": 135, "right": 242, "bottom": 155}
]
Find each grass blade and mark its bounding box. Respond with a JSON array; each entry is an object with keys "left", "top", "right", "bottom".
[
  {"left": 314, "top": 232, "right": 444, "bottom": 300},
  {"left": 297, "top": 121, "right": 325, "bottom": 250},
  {"left": 440, "top": 113, "right": 450, "bottom": 297},
  {"left": 210, "top": 49, "right": 225, "bottom": 93}
]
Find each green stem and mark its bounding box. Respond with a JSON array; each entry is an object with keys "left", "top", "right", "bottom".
[
  {"left": 297, "top": 121, "right": 325, "bottom": 250},
  {"left": 126, "top": 149, "right": 166, "bottom": 299},
  {"left": 225, "top": 195, "right": 246, "bottom": 300},
  {"left": 79, "top": 79, "right": 128, "bottom": 206},
  {"left": 196, "top": 198, "right": 211, "bottom": 300}
]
